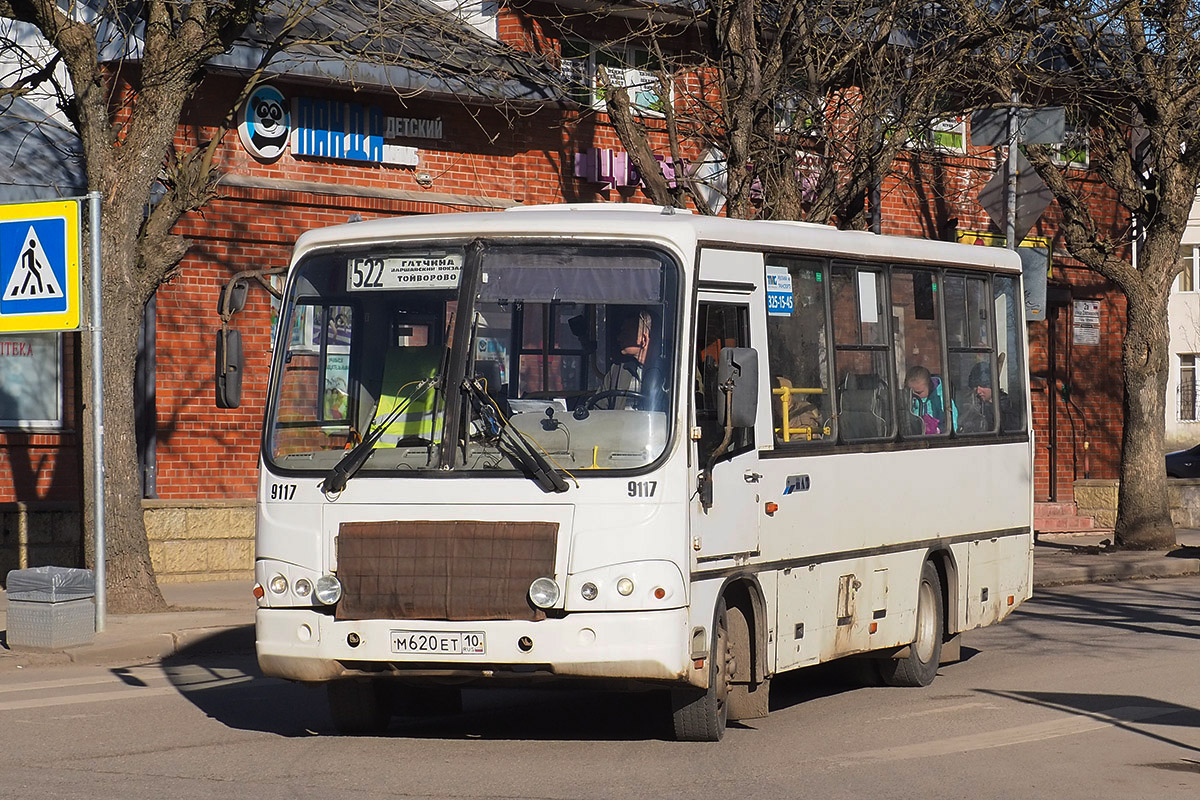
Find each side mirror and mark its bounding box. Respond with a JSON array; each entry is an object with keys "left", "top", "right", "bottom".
[
  {"left": 219, "top": 278, "right": 249, "bottom": 316},
  {"left": 716, "top": 346, "right": 758, "bottom": 429},
  {"left": 216, "top": 328, "right": 243, "bottom": 409}
]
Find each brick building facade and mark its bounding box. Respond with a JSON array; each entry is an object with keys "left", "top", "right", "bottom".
[{"left": 0, "top": 2, "right": 1131, "bottom": 578}]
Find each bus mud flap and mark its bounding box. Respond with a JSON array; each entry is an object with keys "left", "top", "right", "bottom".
[
  {"left": 728, "top": 678, "right": 771, "bottom": 720},
  {"left": 939, "top": 634, "right": 962, "bottom": 665},
  {"left": 726, "top": 602, "right": 769, "bottom": 720}
]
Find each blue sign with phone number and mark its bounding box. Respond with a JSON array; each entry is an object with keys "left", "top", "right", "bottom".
[{"left": 766, "top": 266, "right": 794, "bottom": 317}]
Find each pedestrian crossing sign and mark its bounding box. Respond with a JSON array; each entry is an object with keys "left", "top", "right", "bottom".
[{"left": 0, "top": 199, "right": 81, "bottom": 332}]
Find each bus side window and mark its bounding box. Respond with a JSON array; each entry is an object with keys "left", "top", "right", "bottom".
[
  {"left": 695, "top": 302, "right": 751, "bottom": 463},
  {"left": 893, "top": 268, "right": 952, "bottom": 437},
  {"left": 764, "top": 257, "right": 833, "bottom": 444},
  {"left": 945, "top": 273, "right": 997, "bottom": 434},
  {"left": 994, "top": 275, "right": 1027, "bottom": 433},
  {"left": 831, "top": 266, "right": 895, "bottom": 441}
]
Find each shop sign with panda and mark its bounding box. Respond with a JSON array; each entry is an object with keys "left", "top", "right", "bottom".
[
  {"left": 237, "top": 84, "right": 431, "bottom": 166},
  {"left": 238, "top": 85, "right": 291, "bottom": 162}
]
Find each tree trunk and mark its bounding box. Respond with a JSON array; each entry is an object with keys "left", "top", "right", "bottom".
[
  {"left": 1114, "top": 291, "right": 1177, "bottom": 550},
  {"left": 96, "top": 206, "right": 167, "bottom": 613}
]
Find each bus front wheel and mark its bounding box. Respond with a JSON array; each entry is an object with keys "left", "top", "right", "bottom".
[
  {"left": 878, "top": 561, "right": 943, "bottom": 687},
  {"left": 327, "top": 678, "right": 391, "bottom": 735},
  {"left": 671, "top": 598, "right": 731, "bottom": 741}
]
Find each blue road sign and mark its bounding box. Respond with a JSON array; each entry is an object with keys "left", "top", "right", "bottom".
[{"left": 0, "top": 200, "right": 81, "bottom": 332}]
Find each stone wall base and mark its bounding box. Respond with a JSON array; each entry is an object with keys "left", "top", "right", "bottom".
[
  {"left": 0, "top": 501, "right": 254, "bottom": 587},
  {"left": 1074, "top": 478, "right": 1200, "bottom": 529},
  {"left": 144, "top": 499, "right": 254, "bottom": 583},
  {"left": 0, "top": 503, "right": 82, "bottom": 580}
]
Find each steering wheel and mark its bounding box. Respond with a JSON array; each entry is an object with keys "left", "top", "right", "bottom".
[{"left": 584, "top": 389, "right": 648, "bottom": 410}]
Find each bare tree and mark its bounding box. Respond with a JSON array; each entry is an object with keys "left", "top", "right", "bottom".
[
  {"left": 587, "top": 0, "right": 1033, "bottom": 226},
  {"left": 0, "top": 0, "right": 563, "bottom": 610},
  {"left": 1007, "top": 0, "right": 1200, "bottom": 549}
]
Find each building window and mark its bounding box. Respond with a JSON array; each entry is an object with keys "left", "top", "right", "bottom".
[
  {"left": 775, "top": 93, "right": 825, "bottom": 136},
  {"left": 1181, "top": 355, "right": 1198, "bottom": 422},
  {"left": 1050, "top": 125, "right": 1090, "bottom": 170},
  {"left": 560, "top": 40, "right": 667, "bottom": 115},
  {"left": 904, "top": 116, "right": 967, "bottom": 154},
  {"left": 0, "top": 332, "right": 63, "bottom": 428},
  {"left": 1178, "top": 245, "right": 1198, "bottom": 293}
]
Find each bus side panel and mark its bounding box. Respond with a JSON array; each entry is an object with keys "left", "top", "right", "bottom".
[
  {"left": 754, "top": 441, "right": 1030, "bottom": 669},
  {"left": 965, "top": 532, "right": 1034, "bottom": 630},
  {"left": 775, "top": 567, "right": 820, "bottom": 672}
]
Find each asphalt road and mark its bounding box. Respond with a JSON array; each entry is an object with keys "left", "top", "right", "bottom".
[{"left": 1, "top": 577, "right": 1197, "bottom": 799}]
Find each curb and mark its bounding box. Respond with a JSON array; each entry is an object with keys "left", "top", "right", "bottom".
[
  {"left": 1033, "top": 555, "right": 1200, "bottom": 588},
  {"left": 1, "top": 623, "right": 254, "bottom": 670},
  {"left": 72, "top": 623, "right": 255, "bottom": 665}
]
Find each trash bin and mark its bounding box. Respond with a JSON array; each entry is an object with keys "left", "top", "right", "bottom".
[{"left": 5, "top": 566, "right": 96, "bottom": 649}]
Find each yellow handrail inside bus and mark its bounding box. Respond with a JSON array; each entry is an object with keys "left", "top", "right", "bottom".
[{"left": 772, "top": 385, "right": 830, "bottom": 442}]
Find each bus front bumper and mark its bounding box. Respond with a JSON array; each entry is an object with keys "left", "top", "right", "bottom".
[{"left": 256, "top": 607, "right": 696, "bottom": 686}]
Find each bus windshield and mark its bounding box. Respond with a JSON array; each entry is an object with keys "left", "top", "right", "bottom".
[{"left": 265, "top": 241, "right": 679, "bottom": 478}]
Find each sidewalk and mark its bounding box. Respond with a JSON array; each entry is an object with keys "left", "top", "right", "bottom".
[
  {"left": 1033, "top": 527, "right": 1200, "bottom": 586},
  {"left": 1, "top": 530, "right": 1198, "bottom": 670},
  {"left": 0, "top": 580, "right": 255, "bottom": 671}
]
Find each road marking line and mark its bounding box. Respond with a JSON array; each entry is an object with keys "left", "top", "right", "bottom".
[
  {"left": 0, "top": 673, "right": 254, "bottom": 711},
  {"left": 0, "top": 686, "right": 181, "bottom": 711},
  {"left": 839, "top": 706, "right": 1174, "bottom": 764},
  {"left": 0, "top": 675, "right": 135, "bottom": 694},
  {"left": 877, "top": 701, "right": 999, "bottom": 721}
]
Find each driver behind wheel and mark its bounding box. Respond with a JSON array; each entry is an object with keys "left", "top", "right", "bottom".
[{"left": 599, "top": 309, "right": 654, "bottom": 409}]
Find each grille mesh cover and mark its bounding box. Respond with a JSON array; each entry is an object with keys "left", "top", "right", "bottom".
[{"left": 335, "top": 520, "right": 558, "bottom": 621}]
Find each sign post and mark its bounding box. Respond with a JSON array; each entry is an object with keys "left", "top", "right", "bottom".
[
  {"left": 0, "top": 196, "right": 105, "bottom": 631},
  {"left": 88, "top": 192, "right": 105, "bottom": 631}
]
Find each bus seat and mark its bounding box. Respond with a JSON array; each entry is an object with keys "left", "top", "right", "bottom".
[
  {"left": 838, "top": 373, "right": 886, "bottom": 440},
  {"left": 375, "top": 346, "right": 442, "bottom": 446}
]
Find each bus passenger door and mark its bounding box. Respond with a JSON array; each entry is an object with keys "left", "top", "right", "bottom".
[{"left": 692, "top": 293, "right": 762, "bottom": 559}]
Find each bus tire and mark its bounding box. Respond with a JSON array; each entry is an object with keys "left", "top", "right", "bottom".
[
  {"left": 327, "top": 678, "right": 391, "bottom": 735},
  {"left": 671, "top": 598, "right": 730, "bottom": 741},
  {"left": 878, "top": 560, "right": 943, "bottom": 688}
]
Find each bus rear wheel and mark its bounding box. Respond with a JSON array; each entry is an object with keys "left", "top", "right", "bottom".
[
  {"left": 671, "top": 598, "right": 731, "bottom": 741},
  {"left": 877, "top": 561, "right": 943, "bottom": 687},
  {"left": 327, "top": 678, "right": 391, "bottom": 735}
]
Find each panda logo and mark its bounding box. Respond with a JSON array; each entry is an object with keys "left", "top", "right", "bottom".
[{"left": 238, "top": 85, "right": 290, "bottom": 162}]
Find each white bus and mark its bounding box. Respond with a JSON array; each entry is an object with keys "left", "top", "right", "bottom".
[{"left": 250, "top": 205, "right": 1033, "bottom": 741}]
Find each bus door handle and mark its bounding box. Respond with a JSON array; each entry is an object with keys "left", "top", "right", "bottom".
[{"left": 743, "top": 470, "right": 763, "bottom": 483}]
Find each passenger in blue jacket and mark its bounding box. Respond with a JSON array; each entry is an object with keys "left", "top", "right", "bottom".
[{"left": 905, "top": 365, "right": 955, "bottom": 435}]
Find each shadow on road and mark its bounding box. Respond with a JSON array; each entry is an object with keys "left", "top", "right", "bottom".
[
  {"left": 979, "top": 689, "right": 1200, "bottom": 755},
  {"left": 155, "top": 627, "right": 322, "bottom": 738},
  {"left": 160, "top": 582, "right": 1198, "bottom": 744},
  {"left": 1021, "top": 581, "right": 1200, "bottom": 642},
  {"left": 158, "top": 628, "right": 682, "bottom": 740},
  {"left": 156, "top": 627, "right": 993, "bottom": 741}
]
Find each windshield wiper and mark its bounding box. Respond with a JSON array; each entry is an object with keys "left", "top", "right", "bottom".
[
  {"left": 463, "top": 379, "right": 568, "bottom": 493},
  {"left": 321, "top": 378, "right": 435, "bottom": 494}
]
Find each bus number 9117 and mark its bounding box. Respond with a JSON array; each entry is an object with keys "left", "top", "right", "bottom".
[
  {"left": 628, "top": 480, "right": 657, "bottom": 498},
  {"left": 270, "top": 483, "right": 297, "bottom": 501}
]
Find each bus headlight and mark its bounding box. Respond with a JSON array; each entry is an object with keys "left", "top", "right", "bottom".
[
  {"left": 314, "top": 575, "right": 343, "bottom": 605},
  {"left": 294, "top": 578, "right": 313, "bottom": 598},
  {"left": 529, "top": 577, "right": 561, "bottom": 609},
  {"left": 269, "top": 574, "right": 288, "bottom": 594}
]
